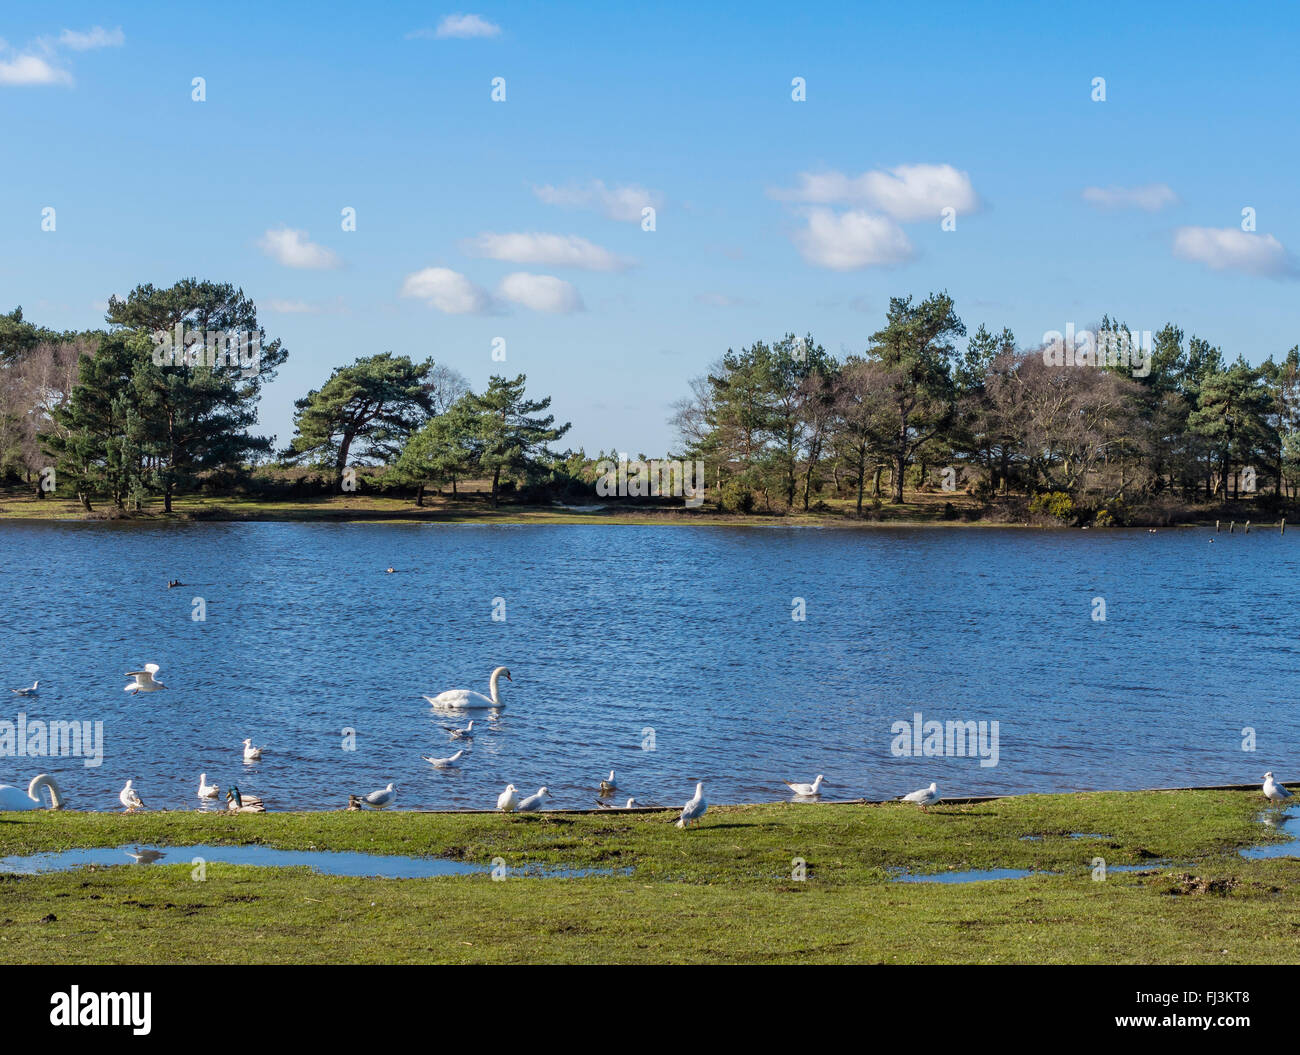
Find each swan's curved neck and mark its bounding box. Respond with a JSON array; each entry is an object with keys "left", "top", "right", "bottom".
[
  {"left": 489, "top": 670, "right": 502, "bottom": 703},
  {"left": 29, "top": 774, "right": 62, "bottom": 809}
]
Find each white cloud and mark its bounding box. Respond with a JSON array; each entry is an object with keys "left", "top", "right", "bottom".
[
  {"left": 533, "top": 180, "right": 662, "bottom": 223},
  {"left": 59, "top": 26, "right": 125, "bottom": 50},
  {"left": 771, "top": 163, "right": 979, "bottom": 222},
  {"left": 496, "top": 272, "right": 584, "bottom": 313},
  {"left": 0, "top": 53, "right": 73, "bottom": 86},
  {"left": 1082, "top": 183, "right": 1178, "bottom": 211},
  {"left": 257, "top": 227, "right": 342, "bottom": 270},
  {"left": 793, "top": 209, "right": 913, "bottom": 270},
  {"left": 463, "top": 231, "right": 633, "bottom": 272},
  {"left": 400, "top": 267, "right": 492, "bottom": 314},
  {"left": 1171, "top": 226, "right": 1296, "bottom": 278},
  {"left": 407, "top": 14, "right": 501, "bottom": 40}
]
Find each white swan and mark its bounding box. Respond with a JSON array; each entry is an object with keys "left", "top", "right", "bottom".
[
  {"left": 198, "top": 773, "right": 219, "bottom": 799},
  {"left": 10, "top": 680, "right": 38, "bottom": 697},
  {"left": 676, "top": 782, "right": 707, "bottom": 828},
  {"left": 364, "top": 782, "right": 397, "bottom": 808},
  {"left": 0, "top": 774, "right": 64, "bottom": 810},
  {"left": 124, "top": 664, "right": 165, "bottom": 694},
  {"left": 496, "top": 784, "right": 519, "bottom": 812},
  {"left": 120, "top": 779, "right": 145, "bottom": 812},
  {"left": 422, "top": 749, "right": 464, "bottom": 769},
  {"left": 784, "top": 774, "right": 827, "bottom": 797},
  {"left": 516, "top": 787, "right": 549, "bottom": 812},
  {"left": 424, "top": 667, "right": 511, "bottom": 711},
  {"left": 598, "top": 770, "right": 617, "bottom": 795},
  {"left": 901, "top": 781, "right": 940, "bottom": 810},
  {"left": 242, "top": 738, "right": 263, "bottom": 762}
]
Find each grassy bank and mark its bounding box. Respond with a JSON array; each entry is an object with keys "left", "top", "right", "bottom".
[
  {"left": 0, "top": 487, "right": 1259, "bottom": 528},
  {"left": 2, "top": 790, "right": 1297, "bottom": 963}
]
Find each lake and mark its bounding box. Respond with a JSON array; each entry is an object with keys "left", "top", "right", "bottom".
[{"left": 0, "top": 521, "right": 1294, "bottom": 811}]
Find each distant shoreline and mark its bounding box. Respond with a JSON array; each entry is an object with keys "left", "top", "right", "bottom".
[{"left": 0, "top": 490, "right": 1281, "bottom": 530}]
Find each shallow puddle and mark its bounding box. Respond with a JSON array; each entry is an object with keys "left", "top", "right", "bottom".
[
  {"left": 1240, "top": 811, "right": 1300, "bottom": 859},
  {"left": 891, "top": 867, "right": 1038, "bottom": 884},
  {"left": 0, "top": 843, "right": 615, "bottom": 879}
]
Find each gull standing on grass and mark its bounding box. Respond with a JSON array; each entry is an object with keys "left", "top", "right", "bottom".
[
  {"left": 10, "top": 680, "right": 38, "bottom": 697},
  {"left": 516, "top": 787, "right": 549, "bottom": 812},
  {"left": 1264, "top": 772, "right": 1292, "bottom": 804},
  {"left": 124, "top": 664, "right": 165, "bottom": 694},
  {"left": 422, "top": 749, "right": 465, "bottom": 769},
  {"left": 675, "top": 782, "right": 707, "bottom": 828},
  {"left": 496, "top": 784, "right": 519, "bottom": 811},
  {"left": 242, "top": 738, "right": 263, "bottom": 762},
  {"left": 120, "top": 780, "right": 145, "bottom": 813},
  {"left": 901, "top": 782, "right": 941, "bottom": 811},
  {"left": 784, "top": 774, "right": 828, "bottom": 797},
  {"left": 364, "top": 782, "right": 397, "bottom": 809},
  {"left": 197, "top": 774, "right": 219, "bottom": 800}
]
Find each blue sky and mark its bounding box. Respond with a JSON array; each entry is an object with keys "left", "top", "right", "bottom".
[{"left": 3, "top": 1, "right": 1299, "bottom": 455}]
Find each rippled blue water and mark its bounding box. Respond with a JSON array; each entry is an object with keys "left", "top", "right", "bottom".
[{"left": 0, "top": 522, "right": 1295, "bottom": 811}]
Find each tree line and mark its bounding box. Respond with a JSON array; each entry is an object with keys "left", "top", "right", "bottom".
[
  {"left": 0, "top": 280, "right": 568, "bottom": 512},
  {"left": 3, "top": 279, "right": 1299, "bottom": 522},
  {"left": 671, "top": 292, "right": 1300, "bottom": 521}
]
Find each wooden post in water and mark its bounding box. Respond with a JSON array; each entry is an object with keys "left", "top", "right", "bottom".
[
  {"left": 1229, "top": 521, "right": 1235, "bottom": 533},
  {"left": 1215, "top": 520, "right": 1220, "bottom": 533},
  {"left": 1246, "top": 520, "right": 1251, "bottom": 534},
  {"left": 1282, "top": 519, "right": 1287, "bottom": 536}
]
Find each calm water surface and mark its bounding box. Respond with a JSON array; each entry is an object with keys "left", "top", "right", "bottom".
[{"left": 0, "top": 522, "right": 1295, "bottom": 811}]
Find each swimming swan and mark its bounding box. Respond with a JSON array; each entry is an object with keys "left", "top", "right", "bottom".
[{"left": 424, "top": 666, "right": 511, "bottom": 711}]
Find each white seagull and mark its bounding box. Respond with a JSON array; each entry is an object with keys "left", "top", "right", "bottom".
[
  {"left": 364, "top": 782, "right": 397, "bottom": 809},
  {"left": 242, "top": 738, "right": 263, "bottom": 762},
  {"left": 1264, "top": 772, "right": 1292, "bottom": 804},
  {"left": 676, "top": 782, "right": 707, "bottom": 828},
  {"left": 598, "top": 770, "right": 617, "bottom": 795},
  {"left": 598, "top": 797, "right": 640, "bottom": 809},
  {"left": 424, "top": 666, "right": 511, "bottom": 711},
  {"left": 516, "top": 787, "right": 549, "bottom": 812},
  {"left": 443, "top": 720, "right": 475, "bottom": 741},
  {"left": 422, "top": 749, "right": 465, "bottom": 769},
  {"left": 10, "top": 680, "right": 38, "bottom": 697},
  {"left": 197, "top": 773, "right": 219, "bottom": 799},
  {"left": 120, "top": 779, "right": 145, "bottom": 812},
  {"left": 125, "top": 848, "right": 166, "bottom": 864},
  {"left": 124, "top": 664, "right": 165, "bottom": 694},
  {"left": 496, "top": 784, "right": 519, "bottom": 812},
  {"left": 901, "top": 781, "right": 941, "bottom": 811},
  {"left": 784, "top": 774, "right": 828, "bottom": 797}
]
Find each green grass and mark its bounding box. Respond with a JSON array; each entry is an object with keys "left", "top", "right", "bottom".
[{"left": 2, "top": 791, "right": 1297, "bottom": 963}]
